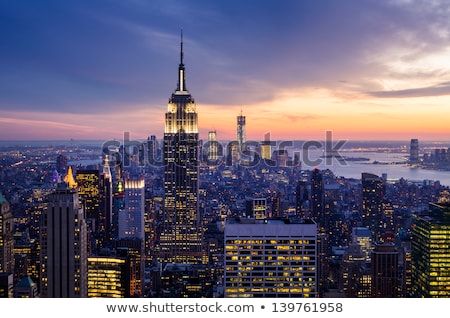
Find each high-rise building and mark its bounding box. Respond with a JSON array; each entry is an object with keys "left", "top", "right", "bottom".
[
  {"left": 56, "top": 154, "right": 68, "bottom": 175},
  {"left": 371, "top": 242, "right": 400, "bottom": 297},
  {"left": 361, "top": 172, "right": 384, "bottom": 241},
  {"left": 116, "top": 238, "right": 144, "bottom": 297},
  {"left": 87, "top": 248, "right": 132, "bottom": 298},
  {"left": 237, "top": 110, "right": 246, "bottom": 154},
  {"left": 410, "top": 138, "right": 419, "bottom": 164},
  {"left": 40, "top": 179, "right": 88, "bottom": 298},
  {"left": 295, "top": 180, "right": 309, "bottom": 218},
  {"left": 207, "top": 130, "right": 219, "bottom": 162},
  {"left": 311, "top": 169, "right": 324, "bottom": 229},
  {"left": 0, "top": 193, "right": 14, "bottom": 275},
  {"left": 340, "top": 243, "right": 367, "bottom": 297},
  {"left": 260, "top": 140, "right": 272, "bottom": 161},
  {"left": 119, "top": 179, "right": 145, "bottom": 239},
  {"left": 224, "top": 218, "right": 317, "bottom": 297},
  {"left": 352, "top": 227, "right": 373, "bottom": 262},
  {"left": 158, "top": 32, "right": 203, "bottom": 265},
  {"left": 412, "top": 202, "right": 450, "bottom": 297}
]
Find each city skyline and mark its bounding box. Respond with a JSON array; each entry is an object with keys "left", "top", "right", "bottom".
[{"left": 1, "top": 0, "right": 450, "bottom": 141}]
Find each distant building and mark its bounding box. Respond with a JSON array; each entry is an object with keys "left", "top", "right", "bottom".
[
  {"left": 260, "top": 140, "right": 272, "bottom": 161},
  {"left": 207, "top": 130, "right": 219, "bottom": 162},
  {"left": 40, "top": 180, "right": 88, "bottom": 298},
  {"left": 224, "top": 218, "right": 317, "bottom": 297},
  {"left": 272, "top": 149, "right": 288, "bottom": 167},
  {"left": 410, "top": 139, "right": 419, "bottom": 163},
  {"left": 245, "top": 197, "right": 267, "bottom": 219},
  {"left": 237, "top": 111, "right": 246, "bottom": 155},
  {"left": 56, "top": 154, "right": 68, "bottom": 175}
]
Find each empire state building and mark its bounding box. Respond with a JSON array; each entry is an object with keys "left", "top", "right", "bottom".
[{"left": 158, "top": 33, "right": 203, "bottom": 264}]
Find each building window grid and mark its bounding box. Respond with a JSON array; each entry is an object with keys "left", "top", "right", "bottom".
[{"left": 225, "top": 236, "right": 316, "bottom": 297}]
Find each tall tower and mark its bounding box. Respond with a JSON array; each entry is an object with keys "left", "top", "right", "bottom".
[
  {"left": 410, "top": 138, "right": 419, "bottom": 164},
  {"left": 119, "top": 179, "right": 145, "bottom": 239},
  {"left": 412, "top": 202, "right": 450, "bottom": 297},
  {"left": 311, "top": 168, "right": 324, "bottom": 227},
  {"left": 237, "top": 110, "right": 246, "bottom": 154},
  {"left": 0, "top": 193, "right": 14, "bottom": 275},
  {"left": 159, "top": 32, "right": 203, "bottom": 265},
  {"left": 361, "top": 172, "right": 384, "bottom": 241},
  {"left": 40, "top": 176, "right": 88, "bottom": 298},
  {"left": 207, "top": 130, "right": 218, "bottom": 162}
]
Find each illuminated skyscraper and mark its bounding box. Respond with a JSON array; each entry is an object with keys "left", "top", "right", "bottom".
[
  {"left": 88, "top": 255, "right": 129, "bottom": 298},
  {"left": 207, "top": 130, "right": 218, "bottom": 162},
  {"left": 40, "top": 178, "right": 88, "bottom": 298},
  {"left": 76, "top": 169, "right": 112, "bottom": 251},
  {"left": 0, "top": 193, "right": 14, "bottom": 275},
  {"left": 412, "top": 202, "right": 450, "bottom": 297},
  {"left": 158, "top": 32, "right": 203, "bottom": 264},
  {"left": 237, "top": 110, "right": 246, "bottom": 154},
  {"left": 260, "top": 140, "right": 272, "bottom": 161},
  {"left": 119, "top": 179, "right": 145, "bottom": 239},
  {"left": 361, "top": 172, "right": 384, "bottom": 241},
  {"left": 311, "top": 169, "right": 324, "bottom": 228}
]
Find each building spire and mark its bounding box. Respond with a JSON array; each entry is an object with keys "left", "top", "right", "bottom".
[{"left": 177, "top": 29, "right": 186, "bottom": 92}]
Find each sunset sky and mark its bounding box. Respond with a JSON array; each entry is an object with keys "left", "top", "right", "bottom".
[{"left": 1, "top": 0, "right": 450, "bottom": 141}]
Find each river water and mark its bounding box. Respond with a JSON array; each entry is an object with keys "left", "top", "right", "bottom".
[{"left": 299, "top": 149, "right": 450, "bottom": 186}]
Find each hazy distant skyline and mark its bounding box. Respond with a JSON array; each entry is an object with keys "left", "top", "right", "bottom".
[{"left": 1, "top": 0, "right": 450, "bottom": 141}]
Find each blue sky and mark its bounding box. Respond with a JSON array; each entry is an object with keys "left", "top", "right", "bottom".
[{"left": 1, "top": 0, "right": 450, "bottom": 140}]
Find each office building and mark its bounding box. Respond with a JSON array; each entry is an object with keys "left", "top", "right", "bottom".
[
  {"left": 158, "top": 33, "right": 203, "bottom": 265},
  {"left": 237, "top": 110, "right": 246, "bottom": 154},
  {"left": 412, "top": 203, "right": 450, "bottom": 297},
  {"left": 0, "top": 193, "right": 14, "bottom": 275},
  {"left": 119, "top": 179, "right": 145, "bottom": 239},
  {"left": 224, "top": 218, "right": 317, "bottom": 297},
  {"left": 361, "top": 172, "right": 384, "bottom": 240},
  {"left": 207, "top": 130, "right": 219, "bottom": 162},
  {"left": 40, "top": 179, "right": 88, "bottom": 298},
  {"left": 410, "top": 139, "right": 419, "bottom": 164},
  {"left": 371, "top": 242, "right": 400, "bottom": 297}
]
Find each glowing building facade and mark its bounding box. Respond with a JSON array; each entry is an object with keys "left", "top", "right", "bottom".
[
  {"left": 412, "top": 203, "right": 450, "bottom": 297},
  {"left": 87, "top": 254, "right": 129, "bottom": 298},
  {"left": 224, "top": 218, "right": 317, "bottom": 298},
  {"left": 158, "top": 33, "right": 203, "bottom": 265}
]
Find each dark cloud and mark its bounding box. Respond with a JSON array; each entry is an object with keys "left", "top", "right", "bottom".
[
  {"left": 1, "top": 0, "right": 450, "bottom": 113},
  {"left": 367, "top": 82, "right": 450, "bottom": 98}
]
